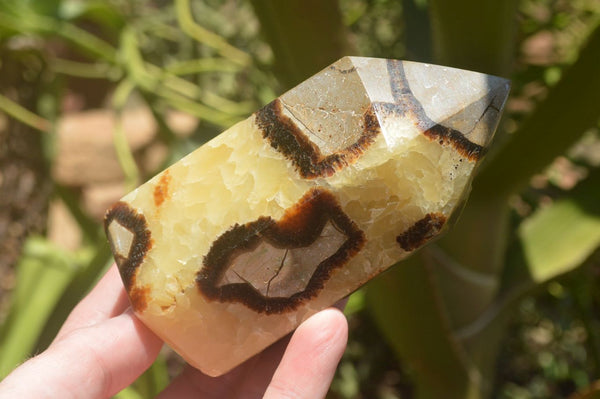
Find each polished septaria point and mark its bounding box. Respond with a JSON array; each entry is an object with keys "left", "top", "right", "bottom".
[{"left": 104, "top": 57, "right": 510, "bottom": 376}]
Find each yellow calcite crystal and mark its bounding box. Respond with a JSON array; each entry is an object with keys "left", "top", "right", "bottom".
[{"left": 104, "top": 57, "right": 510, "bottom": 376}]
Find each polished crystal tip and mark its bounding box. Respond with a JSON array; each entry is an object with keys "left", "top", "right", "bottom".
[{"left": 272, "top": 56, "right": 509, "bottom": 168}]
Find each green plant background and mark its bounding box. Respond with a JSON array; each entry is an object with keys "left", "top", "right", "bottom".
[{"left": 0, "top": 0, "right": 599, "bottom": 398}]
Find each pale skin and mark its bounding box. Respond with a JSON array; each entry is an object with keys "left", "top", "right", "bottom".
[{"left": 0, "top": 265, "right": 348, "bottom": 399}]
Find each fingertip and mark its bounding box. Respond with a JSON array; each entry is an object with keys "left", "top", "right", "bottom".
[
  {"left": 56, "top": 264, "right": 129, "bottom": 341},
  {"left": 1, "top": 310, "right": 163, "bottom": 399},
  {"left": 296, "top": 307, "right": 348, "bottom": 351},
  {"left": 264, "top": 308, "right": 348, "bottom": 399}
]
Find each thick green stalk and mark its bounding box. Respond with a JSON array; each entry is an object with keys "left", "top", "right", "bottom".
[
  {"left": 456, "top": 168, "right": 600, "bottom": 393},
  {"left": 443, "top": 21, "right": 600, "bottom": 279},
  {"left": 407, "top": 0, "right": 521, "bottom": 277},
  {"left": 34, "top": 243, "right": 112, "bottom": 351},
  {"left": 429, "top": 0, "right": 518, "bottom": 75},
  {"left": 401, "top": 0, "right": 432, "bottom": 62},
  {"left": 367, "top": 1, "right": 520, "bottom": 397},
  {"left": 250, "top": 0, "right": 354, "bottom": 89},
  {"left": 0, "top": 238, "right": 86, "bottom": 377},
  {"left": 473, "top": 22, "right": 600, "bottom": 201},
  {"left": 397, "top": 8, "right": 600, "bottom": 398},
  {"left": 368, "top": 256, "right": 481, "bottom": 399}
]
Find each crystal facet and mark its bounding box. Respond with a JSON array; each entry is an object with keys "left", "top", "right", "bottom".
[{"left": 104, "top": 57, "right": 510, "bottom": 376}]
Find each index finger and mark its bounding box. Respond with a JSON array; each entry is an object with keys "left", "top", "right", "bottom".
[{"left": 54, "top": 264, "right": 129, "bottom": 342}]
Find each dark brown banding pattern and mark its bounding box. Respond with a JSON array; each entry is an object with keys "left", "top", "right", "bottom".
[
  {"left": 104, "top": 202, "right": 153, "bottom": 292},
  {"left": 255, "top": 99, "right": 380, "bottom": 179},
  {"left": 421, "top": 124, "right": 485, "bottom": 161},
  {"left": 396, "top": 213, "right": 447, "bottom": 251},
  {"left": 197, "top": 188, "right": 365, "bottom": 314},
  {"left": 377, "top": 60, "right": 487, "bottom": 161}
]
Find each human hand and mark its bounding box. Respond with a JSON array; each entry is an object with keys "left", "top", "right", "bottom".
[{"left": 0, "top": 264, "right": 348, "bottom": 399}]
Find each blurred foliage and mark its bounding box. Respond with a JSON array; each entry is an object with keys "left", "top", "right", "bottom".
[{"left": 0, "top": 0, "right": 599, "bottom": 398}]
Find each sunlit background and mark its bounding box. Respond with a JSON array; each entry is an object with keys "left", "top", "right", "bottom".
[{"left": 0, "top": 1, "right": 599, "bottom": 398}]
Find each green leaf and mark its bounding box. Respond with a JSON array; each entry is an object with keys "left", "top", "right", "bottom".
[
  {"left": 453, "top": 168, "right": 600, "bottom": 386},
  {"left": 114, "top": 355, "right": 169, "bottom": 399},
  {"left": 519, "top": 174, "right": 600, "bottom": 283},
  {"left": 114, "top": 386, "right": 144, "bottom": 399},
  {"left": 0, "top": 237, "right": 90, "bottom": 378},
  {"left": 129, "top": 355, "right": 170, "bottom": 398},
  {"left": 58, "top": 0, "right": 125, "bottom": 31},
  {"left": 22, "top": 0, "right": 61, "bottom": 18},
  {"left": 344, "top": 289, "right": 365, "bottom": 317},
  {"left": 34, "top": 242, "right": 112, "bottom": 351}
]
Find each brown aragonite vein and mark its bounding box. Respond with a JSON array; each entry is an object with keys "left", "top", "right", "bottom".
[
  {"left": 197, "top": 188, "right": 365, "bottom": 314},
  {"left": 396, "top": 213, "right": 447, "bottom": 251},
  {"left": 129, "top": 285, "right": 151, "bottom": 312},
  {"left": 384, "top": 60, "right": 487, "bottom": 161},
  {"left": 255, "top": 99, "right": 380, "bottom": 179},
  {"left": 153, "top": 170, "right": 171, "bottom": 208}
]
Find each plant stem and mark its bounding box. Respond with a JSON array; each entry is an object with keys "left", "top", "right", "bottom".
[
  {"left": 50, "top": 58, "right": 121, "bottom": 80},
  {"left": 119, "top": 28, "right": 238, "bottom": 126},
  {"left": 112, "top": 79, "right": 140, "bottom": 191},
  {"left": 0, "top": 93, "right": 50, "bottom": 133},
  {"left": 174, "top": 0, "right": 251, "bottom": 66},
  {"left": 249, "top": 0, "right": 354, "bottom": 89},
  {"left": 429, "top": 0, "right": 518, "bottom": 75},
  {"left": 0, "top": 12, "right": 117, "bottom": 62},
  {"left": 165, "top": 58, "right": 241, "bottom": 75}
]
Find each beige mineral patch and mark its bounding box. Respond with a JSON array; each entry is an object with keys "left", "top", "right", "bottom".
[
  {"left": 83, "top": 182, "right": 127, "bottom": 221},
  {"left": 47, "top": 200, "right": 82, "bottom": 251},
  {"left": 53, "top": 108, "right": 197, "bottom": 186}
]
